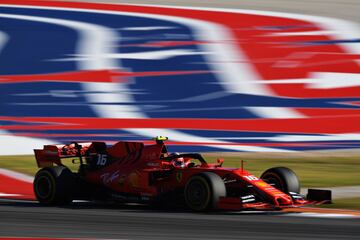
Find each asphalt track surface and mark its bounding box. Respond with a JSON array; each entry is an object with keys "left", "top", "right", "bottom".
[
  {"left": 1, "top": 0, "right": 360, "bottom": 239},
  {"left": 0, "top": 200, "right": 359, "bottom": 240}
]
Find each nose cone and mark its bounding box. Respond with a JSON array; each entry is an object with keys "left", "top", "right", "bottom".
[{"left": 275, "top": 195, "right": 293, "bottom": 206}]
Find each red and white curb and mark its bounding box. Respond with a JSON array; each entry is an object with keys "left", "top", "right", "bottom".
[{"left": 0, "top": 168, "right": 35, "bottom": 200}]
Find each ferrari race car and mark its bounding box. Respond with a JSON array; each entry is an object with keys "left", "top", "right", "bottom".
[{"left": 33, "top": 137, "right": 330, "bottom": 211}]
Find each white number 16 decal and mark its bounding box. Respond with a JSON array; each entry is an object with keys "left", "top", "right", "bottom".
[
  {"left": 244, "top": 175, "right": 259, "bottom": 181},
  {"left": 97, "top": 154, "right": 107, "bottom": 166}
]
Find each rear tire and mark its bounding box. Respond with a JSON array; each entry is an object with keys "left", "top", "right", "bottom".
[
  {"left": 184, "top": 172, "right": 226, "bottom": 211},
  {"left": 33, "top": 166, "right": 74, "bottom": 205},
  {"left": 260, "top": 167, "right": 300, "bottom": 194}
]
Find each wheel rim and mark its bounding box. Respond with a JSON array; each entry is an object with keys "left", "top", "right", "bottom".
[
  {"left": 35, "top": 175, "right": 53, "bottom": 199},
  {"left": 263, "top": 173, "right": 284, "bottom": 192},
  {"left": 185, "top": 178, "right": 210, "bottom": 210}
]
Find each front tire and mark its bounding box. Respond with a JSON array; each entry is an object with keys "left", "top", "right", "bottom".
[
  {"left": 33, "top": 166, "right": 74, "bottom": 205},
  {"left": 260, "top": 167, "right": 300, "bottom": 194},
  {"left": 184, "top": 172, "right": 226, "bottom": 211}
]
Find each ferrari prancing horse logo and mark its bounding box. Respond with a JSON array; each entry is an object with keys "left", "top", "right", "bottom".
[{"left": 176, "top": 171, "right": 183, "bottom": 183}]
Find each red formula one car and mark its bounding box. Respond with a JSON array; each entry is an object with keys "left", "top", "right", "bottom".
[{"left": 33, "top": 137, "right": 330, "bottom": 211}]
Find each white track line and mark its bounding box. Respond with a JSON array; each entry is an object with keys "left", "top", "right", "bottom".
[
  {"left": 0, "top": 168, "right": 33, "bottom": 183},
  {"left": 284, "top": 212, "right": 359, "bottom": 219},
  {"left": 0, "top": 193, "right": 23, "bottom": 197}
]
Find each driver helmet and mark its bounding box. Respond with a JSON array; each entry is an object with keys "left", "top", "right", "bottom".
[{"left": 170, "top": 152, "right": 185, "bottom": 168}]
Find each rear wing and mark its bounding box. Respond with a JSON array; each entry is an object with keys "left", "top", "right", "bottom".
[{"left": 34, "top": 142, "right": 106, "bottom": 168}]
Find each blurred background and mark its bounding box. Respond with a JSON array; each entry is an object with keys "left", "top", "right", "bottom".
[{"left": 0, "top": 0, "right": 359, "bottom": 209}]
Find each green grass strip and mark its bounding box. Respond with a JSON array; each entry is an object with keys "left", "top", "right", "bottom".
[
  {"left": 320, "top": 197, "right": 360, "bottom": 210},
  {"left": 1, "top": 154, "right": 359, "bottom": 188}
]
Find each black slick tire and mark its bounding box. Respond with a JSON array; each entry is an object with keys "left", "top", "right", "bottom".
[
  {"left": 184, "top": 172, "right": 226, "bottom": 211},
  {"left": 260, "top": 167, "right": 300, "bottom": 194},
  {"left": 33, "top": 166, "right": 74, "bottom": 205}
]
